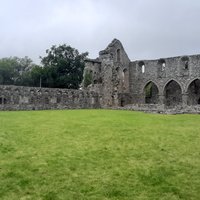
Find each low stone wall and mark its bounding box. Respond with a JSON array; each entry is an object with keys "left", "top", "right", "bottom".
[
  {"left": 120, "top": 104, "right": 200, "bottom": 114},
  {"left": 0, "top": 85, "right": 100, "bottom": 111}
]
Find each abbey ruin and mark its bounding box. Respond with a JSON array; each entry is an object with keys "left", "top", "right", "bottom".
[
  {"left": 83, "top": 39, "right": 200, "bottom": 113},
  {"left": 1, "top": 39, "right": 200, "bottom": 113}
]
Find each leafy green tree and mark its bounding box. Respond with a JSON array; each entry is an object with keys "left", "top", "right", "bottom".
[
  {"left": 16, "top": 65, "right": 43, "bottom": 87},
  {"left": 0, "top": 56, "right": 38, "bottom": 86},
  {"left": 41, "top": 44, "right": 88, "bottom": 89},
  {"left": 0, "top": 57, "right": 18, "bottom": 85}
]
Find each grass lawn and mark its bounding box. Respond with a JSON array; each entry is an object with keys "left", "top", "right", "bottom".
[{"left": 0, "top": 110, "right": 200, "bottom": 200}]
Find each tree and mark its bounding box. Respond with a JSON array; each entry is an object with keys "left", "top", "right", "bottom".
[
  {"left": 0, "top": 57, "right": 19, "bottom": 85},
  {"left": 16, "top": 65, "right": 43, "bottom": 87},
  {"left": 40, "top": 44, "right": 88, "bottom": 89},
  {"left": 0, "top": 56, "right": 39, "bottom": 86}
]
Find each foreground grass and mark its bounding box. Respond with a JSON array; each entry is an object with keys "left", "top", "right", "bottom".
[{"left": 0, "top": 110, "right": 200, "bottom": 200}]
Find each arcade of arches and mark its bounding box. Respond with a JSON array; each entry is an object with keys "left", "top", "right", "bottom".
[{"left": 143, "top": 79, "right": 200, "bottom": 107}]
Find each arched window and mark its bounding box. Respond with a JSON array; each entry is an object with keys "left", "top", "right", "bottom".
[
  {"left": 142, "top": 65, "right": 145, "bottom": 73},
  {"left": 181, "top": 56, "right": 189, "bottom": 70},
  {"left": 157, "top": 59, "right": 166, "bottom": 78},
  {"left": 187, "top": 79, "right": 200, "bottom": 105},
  {"left": 117, "top": 49, "right": 121, "bottom": 62},
  {"left": 0, "top": 97, "right": 7, "bottom": 105},
  {"left": 138, "top": 61, "right": 145, "bottom": 73},
  {"left": 144, "top": 82, "right": 159, "bottom": 104},
  {"left": 122, "top": 69, "right": 127, "bottom": 82},
  {"left": 158, "top": 59, "right": 166, "bottom": 71},
  {"left": 164, "top": 80, "right": 182, "bottom": 107}
]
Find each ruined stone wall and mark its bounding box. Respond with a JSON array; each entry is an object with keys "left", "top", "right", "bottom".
[
  {"left": 83, "top": 39, "right": 131, "bottom": 108},
  {"left": 2, "top": 39, "right": 200, "bottom": 112},
  {"left": 130, "top": 55, "right": 200, "bottom": 107},
  {"left": 83, "top": 39, "right": 200, "bottom": 112},
  {"left": 0, "top": 85, "right": 100, "bottom": 111}
]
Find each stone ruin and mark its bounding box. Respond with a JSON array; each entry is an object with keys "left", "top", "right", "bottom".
[
  {"left": 1, "top": 39, "right": 200, "bottom": 113},
  {"left": 83, "top": 39, "right": 200, "bottom": 114},
  {"left": 0, "top": 85, "right": 99, "bottom": 111}
]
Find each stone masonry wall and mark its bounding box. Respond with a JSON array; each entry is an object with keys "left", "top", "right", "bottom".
[
  {"left": 83, "top": 39, "right": 200, "bottom": 113},
  {"left": 0, "top": 85, "right": 100, "bottom": 111},
  {"left": 1, "top": 39, "right": 200, "bottom": 113},
  {"left": 130, "top": 55, "right": 200, "bottom": 107},
  {"left": 83, "top": 39, "right": 131, "bottom": 108}
]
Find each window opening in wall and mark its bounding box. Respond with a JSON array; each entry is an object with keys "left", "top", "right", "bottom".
[
  {"left": 117, "top": 49, "right": 121, "bottom": 62},
  {"left": 142, "top": 64, "right": 145, "bottom": 73},
  {"left": 162, "top": 62, "right": 166, "bottom": 71},
  {"left": 121, "top": 98, "right": 125, "bottom": 107},
  {"left": 122, "top": 68, "right": 127, "bottom": 83},
  {"left": 93, "top": 80, "right": 98, "bottom": 84},
  {"left": 187, "top": 79, "right": 200, "bottom": 105},
  {"left": 0, "top": 97, "right": 7, "bottom": 104},
  {"left": 122, "top": 71, "right": 125, "bottom": 82},
  {"left": 185, "top": 61, "right": 189, "bottom": 70},
  {"left": 181, "top": 56, "right": 189, "bottom": 70},
  {"left": 138, "top": 61, "right": 145, "bottom": 74},
  {"left": 158, "top": 59, "right": 166, "bottom": 72},
  {"left": 164, "top": 80, "right": 182, "bottom": 107},
  {"left": 144, "top": 82, "right": 159, "bottom": 104}
]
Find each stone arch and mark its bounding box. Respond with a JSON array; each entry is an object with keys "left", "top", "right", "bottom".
[
  {"left": 164, "top": 80, "right": 182, "bottom": 107},
  {"left": 143, "top": 81, "right": 159, "bottom": 104},
  {"left": 187, "top": 78, "right": 200, "bottom": 105}
]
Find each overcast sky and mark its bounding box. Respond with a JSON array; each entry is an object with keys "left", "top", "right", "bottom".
[{"left": 1, "top": 0, "right": 200, "bottom": 64}]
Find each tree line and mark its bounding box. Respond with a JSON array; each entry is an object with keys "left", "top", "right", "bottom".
[{"left": 0, "top": 44, "right": 88, "bottom": 89}]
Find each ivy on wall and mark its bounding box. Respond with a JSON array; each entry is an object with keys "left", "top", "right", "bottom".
[{"left": 83, "top": 70, "right": 92, "bottom": 87}]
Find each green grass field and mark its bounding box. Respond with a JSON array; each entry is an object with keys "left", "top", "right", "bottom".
[{"left": 0, "top": 110, "right": 200, "bottom": 200}]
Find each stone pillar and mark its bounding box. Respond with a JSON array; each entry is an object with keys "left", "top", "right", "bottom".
[
  {"left": 141, "top": 93, "right": 145, "bottom": 104},
  {"left": 158, "top": 95, "right": 165, "bottom": 105},
  {"left": 182, "top": 93, "right": 188, "bottom": 107},
  {"left": 113, "top": 93, "right": 119, "bottom": 107}
]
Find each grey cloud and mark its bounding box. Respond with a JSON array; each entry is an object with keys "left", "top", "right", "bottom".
[{"left": 0, "top": 0, "right": 200, "bottom": 64}]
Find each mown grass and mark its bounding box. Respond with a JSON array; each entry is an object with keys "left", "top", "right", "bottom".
[{"left": 0, "top": 109, "right": 200, "bottom": 200}]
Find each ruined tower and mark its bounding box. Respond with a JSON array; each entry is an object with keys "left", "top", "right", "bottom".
[{"left": 83, "top": 39, "right": 131, "bottom": 107}]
